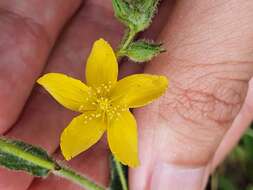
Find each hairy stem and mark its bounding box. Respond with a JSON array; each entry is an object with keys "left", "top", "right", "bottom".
[
  {"left": 54, "top": 167, "right": 105, "bottom": 190},
  {"left": 116, "top": 28, "right": 136, "bottom": 57}
]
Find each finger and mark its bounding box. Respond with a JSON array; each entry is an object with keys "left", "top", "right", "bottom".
[
  {"left": 129, "top": 1, "right": 253, "bottom": 190},
  {"left": 212, "top": 77, "right": 253, "bottom": 170},
  {"left": 119, "top": 0, "right": 175, "bottom": 78},
  {"left": 0, "top": 0, "right": 82, "bottom": 133},
  {"left": 2, "top": 1, "right": 123, "bottom": 189}
]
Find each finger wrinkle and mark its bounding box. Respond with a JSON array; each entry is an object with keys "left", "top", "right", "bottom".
[
  {"left": 0, "top": 0, "right": 82, "bottom": 41},
  {"left": 0, "top": 5, "right": 52, "bottom": 43},
  {"left": 0, "top": 8, "right": 51, "bottom": 47},
  {"left": 159, "top": 67, "right": 247, "bottom": 130}
]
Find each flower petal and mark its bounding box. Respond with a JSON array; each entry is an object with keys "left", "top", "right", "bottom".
[
  {"left": 37, "top": 73, "right": 94, "bottom": 112},
  {"left": 85, "top": 38, "right": 118, "bottom": 87},
  {"left": 110, "top": 74, "right": 168, "bottom": 108},
  {"left": 107, "top": 110, "right": 139, "bottom": 167},
  {"left": 60, "top": 112, "right": 106, "bottom": 160}
]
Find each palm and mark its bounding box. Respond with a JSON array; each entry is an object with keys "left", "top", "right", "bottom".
[{"left": 0, "top": 0, "right": 169, "bottom": 189}]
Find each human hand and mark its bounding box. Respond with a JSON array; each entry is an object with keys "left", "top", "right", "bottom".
[{"left": 0, "top": 1, "right": 253, "bottom": 190}]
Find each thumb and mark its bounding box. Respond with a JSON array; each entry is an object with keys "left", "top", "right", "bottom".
[{"left": 130, "top": 1, "right": 253, "bottom": 190}]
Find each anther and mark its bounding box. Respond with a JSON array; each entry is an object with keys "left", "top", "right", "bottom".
[
  {"left": 78, "top": 105, "right": 84, "bottom": 111},
  {"left": 96, "top": 113, "right": 101, "bottom": 118}
]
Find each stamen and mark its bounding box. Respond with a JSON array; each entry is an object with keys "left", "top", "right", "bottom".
[
  {"left": 89, "top": 81, "right": 128, "bottom": 122},
  {"left": 78, "top": 105, "right": 84, "bottom": 112},
  {"left": 96, "top": 113, "right": 101, "bottom": 118}
]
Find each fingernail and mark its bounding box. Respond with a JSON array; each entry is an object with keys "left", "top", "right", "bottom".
[{"left": 151, "top": 163, "right": 205, "bottom": 190}]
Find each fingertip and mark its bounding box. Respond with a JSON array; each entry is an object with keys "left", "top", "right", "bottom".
[{"left": 151, "top": 163, "right": 205, "bottom": 190}]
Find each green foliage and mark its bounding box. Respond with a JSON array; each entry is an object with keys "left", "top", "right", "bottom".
[
  {"left": 0, "top": 137, "right": 56, "bottom": 177},
  {"left": 211, "top": 127, "right": 253, "bottom": 190},
  {"left": 119, "top": 40, "right": 165, "bottom": 62},
  {"left": 113, "top": 0, "right": 164, "bottom": 63},
  {"left": 112, "top": 0, "right": 159, "bottom": 32},
  {"left": 0, "top": 137, "right": 104, "bottom": 189},
  {"left": 109, "top": 156, "right": 128, "bottom": 190},
  {"left": 218, "top": 176, "right": 237, "bottom": 190}
]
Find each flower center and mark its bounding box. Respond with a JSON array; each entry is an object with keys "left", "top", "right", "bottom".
[
  {"left": 95, "top": 97, "right": 127, "bottom": 121},
  {"left": 97, "top": 97, "right": 110, "bottom": 111}
]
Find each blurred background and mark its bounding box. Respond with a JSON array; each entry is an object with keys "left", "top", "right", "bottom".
[{"left": 209, "top": 125, "right": 253, "bottom": 190}]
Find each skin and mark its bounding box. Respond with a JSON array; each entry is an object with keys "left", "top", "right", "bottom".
[{"left": 0, "top": 0, "right": 253, "bottom": 189}]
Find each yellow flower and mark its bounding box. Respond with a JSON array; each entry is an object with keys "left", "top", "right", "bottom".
[{"left": 37, "top": 38, "right": 168, "bottom": 167}]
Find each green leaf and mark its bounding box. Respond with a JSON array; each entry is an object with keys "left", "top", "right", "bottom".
[
  {"left": 245, "top": 128, "right": 253, "bottom": 139},
  {"left": 112, "top": 0, "right": 159, "bottom": 32},
  {"left": 0, "top": 137, "right": 56, "bottom": 177},
  {"left": 119, "top": 40, "right": 165, "bottom": 62},
  {"left": 246, "top": 185, "right": 253, "bottom": 190},
  {"left": 219, "top": 176, "right": 237, "bottom": 190},
  {"left": 109, "top": 155, "right": 128, "bottom": 190}
]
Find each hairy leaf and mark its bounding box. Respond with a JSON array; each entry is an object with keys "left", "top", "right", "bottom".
[
  {"left": 0, "top": 137, "right": 56, "bottom": 177},
  {"left": 112, "top": 0, "right": 160, "bottom": 32},
  {"left": 120, "top": 40, "right": 165, "bottom": 62}
]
